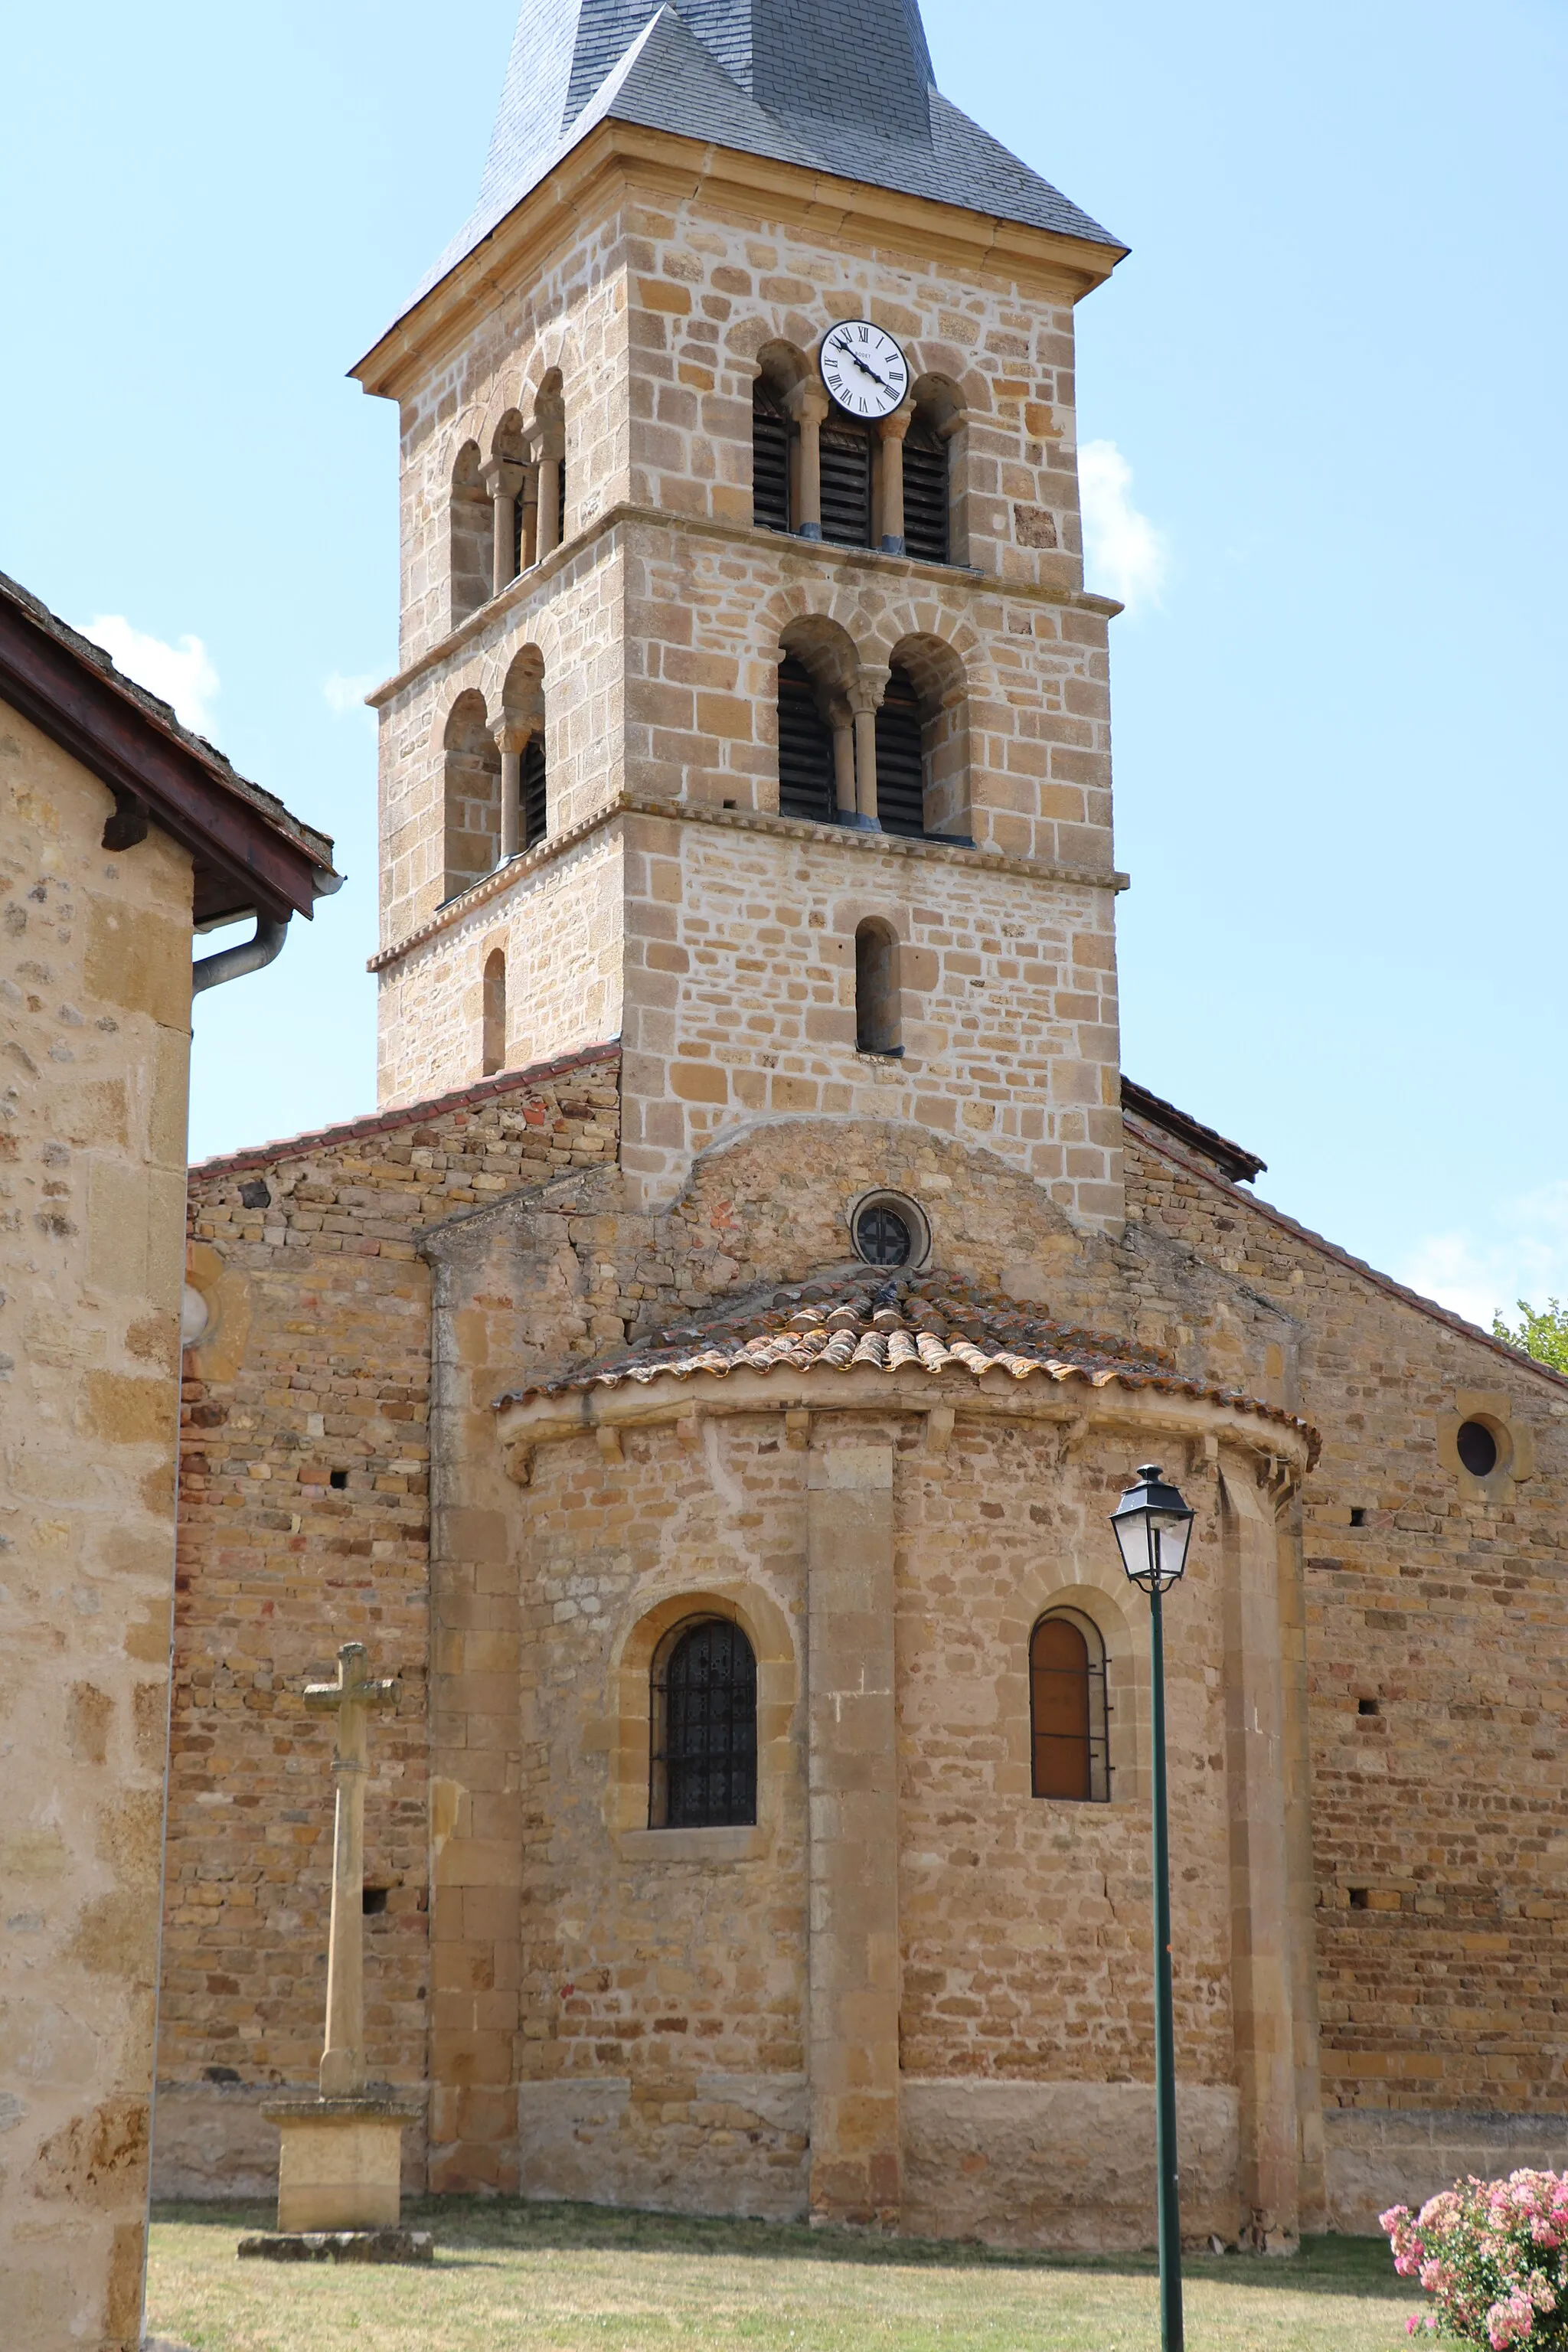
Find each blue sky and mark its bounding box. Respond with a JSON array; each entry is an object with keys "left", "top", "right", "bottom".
[{"left": 4, "top": 0, "right": 1565, "bottom": 1328}]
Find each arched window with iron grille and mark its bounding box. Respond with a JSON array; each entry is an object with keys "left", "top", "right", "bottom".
[
  {"left": 1030, "top": 1612, "right": 1110, "bottom": 1801},
  {"left": 650, "top": 1617, "right": 758, "bottom": 1828}
]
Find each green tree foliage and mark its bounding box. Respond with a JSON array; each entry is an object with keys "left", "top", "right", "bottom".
[{"left": 1494, "top": 1298, "right": 1568, "bottom": 1374}]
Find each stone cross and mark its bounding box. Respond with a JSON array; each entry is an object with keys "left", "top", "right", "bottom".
[{"left": 305, "top": 1642, "right": 398, "bottom": 2098}]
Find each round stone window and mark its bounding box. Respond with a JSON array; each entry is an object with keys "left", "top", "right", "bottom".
[
  {"left": 1456, "top": 1419, "right": 1500, "bottom": 1478},
  {"left": 848, "top": 1190, "right": 930, "bottom": 1270}
]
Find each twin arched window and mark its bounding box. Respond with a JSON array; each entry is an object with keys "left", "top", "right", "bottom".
[
  {"left": 1030, "top": 1612, "right": 1110, "bottom": 1802},
  {"left": 649, "top": 1617, "right": 758, "bottom": 1829}
]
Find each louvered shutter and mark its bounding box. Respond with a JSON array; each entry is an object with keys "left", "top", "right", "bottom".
[
  {"left": 777, "top": 658, "right": 836, "bottom": 824},
  {"left": 753, "top": 387, "right": 792, "bottom": 534},
  {"left": 522, "top": 736, "right": 547, "bottom": 851},
  {"left": 874, "top": 668, "right": 925, "bottom": 837},
  {"left": 820, "top": 417, "right": 873, "bottom": 547},
  {"left": 903, "top": 421, "right": 949, "bottom": 565}
]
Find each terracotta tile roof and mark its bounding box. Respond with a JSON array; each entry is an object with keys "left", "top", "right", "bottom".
[
  {"left": 190, "top": 1041, "right": 620, "bottom": 1180},
  {"left": 497, "top": 1266, "right": 1320, "bottom": 1462}
]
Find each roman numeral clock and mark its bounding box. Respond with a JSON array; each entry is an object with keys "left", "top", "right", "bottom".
[{"left": 820, "top": 319, "right": 910, "bottom": 418}]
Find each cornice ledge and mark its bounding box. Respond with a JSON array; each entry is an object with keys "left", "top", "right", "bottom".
[
  {"left": 495, "top": 1369, "right": 1312, "bottom": 1472},
  {"left": 623, "top": 794, "right": 1129, "bottom": 893},
  {"left": 371, "top": 793, "right": 1129, "bottom": 975},
  {"left": 368, "top": 505, "right": 1120, "bottom": 710}
]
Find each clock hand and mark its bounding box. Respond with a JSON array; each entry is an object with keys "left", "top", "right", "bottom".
[{"left": 831, "top": 338, "right": 895, "bottom": 396}]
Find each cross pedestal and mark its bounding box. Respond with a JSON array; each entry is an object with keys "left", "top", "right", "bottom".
[{"left": 249, "top": 1642, "right": 427, "bottom": 2262}]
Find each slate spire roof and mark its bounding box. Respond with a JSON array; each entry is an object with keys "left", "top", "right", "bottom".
[{"left": 399, "top": 0, "right": 1122, "bottom": 323}]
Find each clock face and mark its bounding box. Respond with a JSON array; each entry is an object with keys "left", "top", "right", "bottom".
[{"left": 820, "top": 320, "right": 910, "bottom": 420}]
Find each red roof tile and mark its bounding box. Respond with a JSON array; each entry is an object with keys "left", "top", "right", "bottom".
[{"left": 497, "top": 1266, "right": 1320, "bottom": 1463}]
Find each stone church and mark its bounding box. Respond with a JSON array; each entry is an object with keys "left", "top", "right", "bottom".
[{"left": 157, "top": 0, "right": 1568, "bottom": 2252}]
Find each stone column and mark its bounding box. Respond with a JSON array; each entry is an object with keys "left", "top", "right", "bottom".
[
  {"left": 491, "top": 720, "right": 534, "bottom": 864},
  {"left": 831, "top": 711, "right": 858, "bottom": 820},
  {"left": 1218, "top": 1459, "right": 1302, "bottom": 2251},
  {"left": 520, "top": 462, "right": 540, "bottom": 572},
  {"left": 535, "top": 441, "right": 562, "bottom": 560},
  {"left": 790, "top": 384, "right": 830, "bottom": 541},
  {"left": 877, "top": 408, "right": 912, "bottom": 554},
  {"left": 806, "top": 1438, "right": 900, "bottom": 2229},
  {"left": 483, "top": 459, "right": 526, "bottom": 599},
  {"left": 850, "top": 672, "right": 887, "bottom": 830}
]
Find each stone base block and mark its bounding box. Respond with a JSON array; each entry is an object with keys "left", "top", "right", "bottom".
[
  {"left": 1325, "top": 2108, "right": 1568, "bottom": 2235},
  {"left": 237, "top": 2228, "right": 434, "bottom": 2265},
  {"left": 261, "top": 2098, "right": 423, "bottom": 2233}
]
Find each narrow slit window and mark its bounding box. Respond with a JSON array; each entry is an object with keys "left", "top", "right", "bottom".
[
  {"left": 854, "top": 920, "right": 900, "bottom": 1056},
  {"left": 482, "top": 949, "right": 506, "bottom": 1076},
  {"left": 1030, "top": 1613, "right": 1110, "bottom": 1802},
  {"left": 650, "top": 1617, "right": 757, "bottom": 1829}
]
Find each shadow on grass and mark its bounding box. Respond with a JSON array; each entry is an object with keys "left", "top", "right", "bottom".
[{"left": 153, "top": 2199, "right": 1407, "bottom": 2301}]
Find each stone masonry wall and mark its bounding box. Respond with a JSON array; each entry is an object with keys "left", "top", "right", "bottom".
[
  {"left": 0, "top": 705, "right": 193, "bottom": 2351},
  {"left": 1125, "top": 1119, "right": 1568, "bottom": 2223},
  {"left": 152, "top": 1050, "right": 619, "bottom": 2194}
]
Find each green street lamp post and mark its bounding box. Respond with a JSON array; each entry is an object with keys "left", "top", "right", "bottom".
[{"left": 1110, "top": 1464, "right": 1197, "bottom": 2352}]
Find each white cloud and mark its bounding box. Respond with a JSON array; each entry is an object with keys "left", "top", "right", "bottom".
[
  {"left": 1397, "top": 1181, "right": 1568, "bottom": 1334},
  {"left": 324, "top": 671, "right": 379, "bottom": 723},
  {"left": 1078, "top": 439, "right": 1167, "bottom": 615},
  {"left": 86, "top": 615, "right": 220, "bottom": 737}
]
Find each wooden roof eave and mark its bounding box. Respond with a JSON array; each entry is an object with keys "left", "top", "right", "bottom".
[{"left": 0, "top": 598, "right": 332, "bottom": 926}]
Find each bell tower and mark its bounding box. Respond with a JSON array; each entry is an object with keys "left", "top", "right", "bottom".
[{"left": 353, "top": 0, "right": 1131, "bottom": 1230}]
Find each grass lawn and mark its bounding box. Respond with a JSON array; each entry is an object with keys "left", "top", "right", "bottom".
[{"left": 146, "top": 2199, "right": 1418, "bottom": 2351}]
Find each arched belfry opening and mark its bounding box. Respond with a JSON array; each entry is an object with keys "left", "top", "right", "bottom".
[
  {"left": 753, "top": 344, "right": 809, "bottom": 536},
  {"left": 531, "top": 371, "right": 566, "bottom": 559},
  {"left": 499, "top": 646, "right": 547, "bottom": 859},
  {"left": 776, "top": 618, "right": 858, "bottom": 826},
  {"left": 874, "top": 635, "right": 970, "bottom": 842},
  {"left": 905, "top": 375, "right": 967, "bottom": 565},
  {"left": 449, "top": 442, "right": 492, "bottom": 628},
  {"left": 443, "top": 691, "right": 502, "bottom": 899}
]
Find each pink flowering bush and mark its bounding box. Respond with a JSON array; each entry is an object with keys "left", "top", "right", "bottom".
[{"left": 1382, "top": 2171, "right": 1568, "bottom": 2347}]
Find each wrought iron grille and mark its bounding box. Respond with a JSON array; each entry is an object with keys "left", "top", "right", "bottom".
[{"left": 652, "top": 1618, "right": 758, "bottom": 1828}]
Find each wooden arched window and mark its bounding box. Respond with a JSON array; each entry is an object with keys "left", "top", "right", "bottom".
[
  {"left": 650, "top": 1617, "right": 757, "bottom": 1828},
  {"left": 1030, "top": 1612, "right": 1109, "bottom": 1801}
]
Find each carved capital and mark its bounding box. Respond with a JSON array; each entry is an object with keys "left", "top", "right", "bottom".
[
  {"left": 877, "top": 406, "right": 914, "bottom": 443},
  {"left": 788, "top": 382, "right": 831, "bottom": 428},
  {"left": 483, "top": 459, "right": 526, "bottom": 499}
]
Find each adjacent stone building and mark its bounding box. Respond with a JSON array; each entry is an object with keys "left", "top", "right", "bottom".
[
  {"left": 0, "top": 573, "right": 335, "bottom": 2350},
  {"left": 152, "top": 0, "right": 1568, "bottom": 2254}
]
